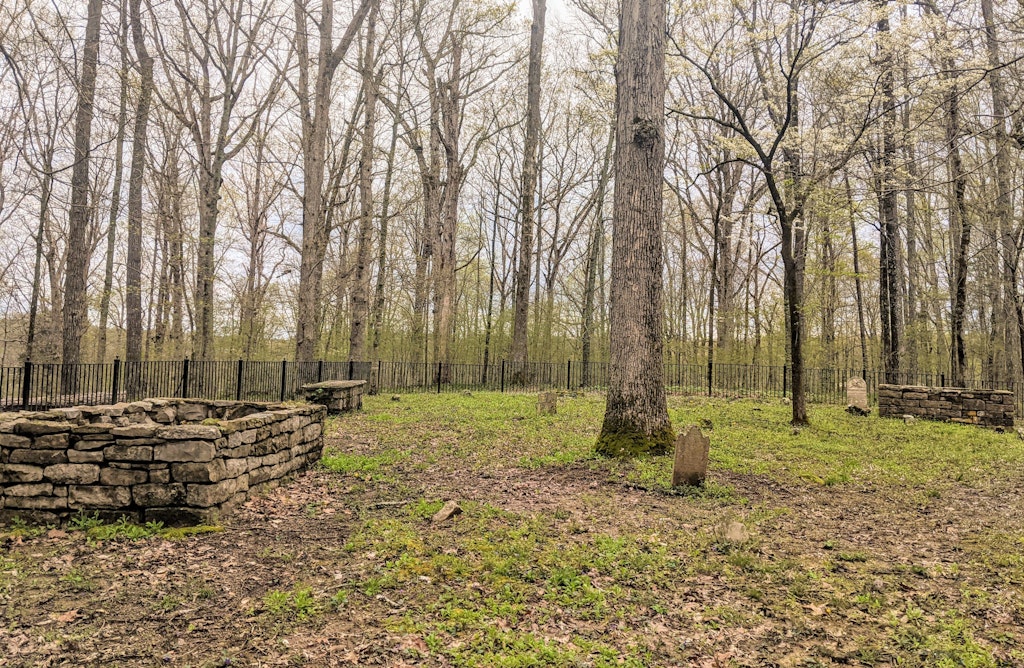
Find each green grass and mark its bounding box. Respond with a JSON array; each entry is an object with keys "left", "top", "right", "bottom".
[
  {"left": 340, "top": 392, "right": 604, "bottom": 470},
  {"left": 317, "top": 392, "right": 1024, "bottom": 666},
  {"left": 261, "top": 585, "right": 319, "bottom": 620},
  {"left": 336, "top": 393, "right": 1024, "bottom": 489},
  {"left": 4, "top": 392, "right": 1022, "bottom": 667},
  {"left": 30, "top": 512, "right": 225, "bottom": 543}
]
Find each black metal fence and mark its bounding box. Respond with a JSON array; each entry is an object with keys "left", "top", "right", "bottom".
[{"left": 2, "top": 358, "right": 1022, "bottom": 416}]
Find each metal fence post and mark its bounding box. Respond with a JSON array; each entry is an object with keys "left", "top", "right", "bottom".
[
  {"left": 280, "top": 360, "right": 288, "bottom": 401},
  {"left": 782, "top": 365, "right": 788, "bottom": 398},
  {"left": 181, "top": 358, "right": 190, "bottom": 398},
  {"left": 21, "top": 360, "right": 32, "bottom": 410},
  {"left": 707, "top": 361, "right": 713, "bottom": 397},
  {"left": 500, "top": 360, "right": 506, "bottom": 393},
  {"left": 437, "top": 361, "right": 442, "bottom": 394},
  {"left": 941, "top": 373, "right": 946, "bottom": 387},
  {"left": 348, "top": 359, "right": 354, "bottom": 381},
  {"left": 235, "top": 359, "right": 244, "bottom": 401},
  {"left": 111, "top": 358, "right": 121, "bottom": 405},
  {"left": 567, "top": 360, "right": 571, "bottom": 390},
  {"left": 317, "top": 359, "right": 324, "bottom": 383}
]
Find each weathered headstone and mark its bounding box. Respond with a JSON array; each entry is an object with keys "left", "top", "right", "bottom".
[
  {"left": 672, "top": 425, "right": 710, "bottom": 487},
  {"left": 713, "top": 520, "right": 750, "bottom": 545},
  {"left": 537, "top": 392, "right": 557, "bottom": 415},
  {"left": 846, "top": 377, "right": 870, "bottom": 415}
]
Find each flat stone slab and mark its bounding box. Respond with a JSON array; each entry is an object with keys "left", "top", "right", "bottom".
[
  {"left": 302, "top": 380, "right": 365, "bottom": 414},
  {"left": 301, "top": 380, "right": 367, "bottom": 391}
]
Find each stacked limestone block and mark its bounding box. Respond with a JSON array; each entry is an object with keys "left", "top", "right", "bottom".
[
  {"left": 0, "top": 399, "right": 325, "bottom": 525},
  {"left": 878, "top": 384, "right": 1015, "bottom": 428},
  {"left": 301, "top": 380, "right": 365, "bottom": 414}
]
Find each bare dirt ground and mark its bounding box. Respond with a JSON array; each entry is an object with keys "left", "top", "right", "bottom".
[{"left": 3, "top": 422, "right": 1024, "bottom": 667}]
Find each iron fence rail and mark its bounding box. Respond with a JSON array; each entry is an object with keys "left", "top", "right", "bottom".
[{"left": 1, "top": 358, "right": 1021, "bottom": 416}]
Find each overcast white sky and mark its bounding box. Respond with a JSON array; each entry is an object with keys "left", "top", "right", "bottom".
[{"left": 515, "top": 0, "right": 572, "bottom": 24}]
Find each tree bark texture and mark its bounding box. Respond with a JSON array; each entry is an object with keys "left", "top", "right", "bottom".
[
  {"left": 293, "top": 0, "right": 373, "bottom": 362},
  {"left": 62, "top": 0, "right": 104, "bottom": 376},
  {"left": 125, "top": 0, "right": 154, "bottom": 363},
  {"left": 876, "top": 3, "right": 902, "bottom": 383},
  {"left": 596, "top": 0, "right": 673, "bottom": 457},
  {"left": 349, "top": 6, "right": 377, "bottom": 362},
  {"left": 510, "top": 0, "right": 546, "bottom": 369}
]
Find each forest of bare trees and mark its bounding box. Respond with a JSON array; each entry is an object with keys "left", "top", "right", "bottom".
[{"left": 2, "top": 0, "right": 1024, "bottom": 406}]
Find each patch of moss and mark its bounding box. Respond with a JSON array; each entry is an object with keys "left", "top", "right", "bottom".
[{"left": 594, "top": 424, "right": 675, "bottom": 457}]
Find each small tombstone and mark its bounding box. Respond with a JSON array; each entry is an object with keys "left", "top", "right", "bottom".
[
  {"left": 713, "top": 520, "right": 750, "bottom": 545},
  {"left": 538, "top": 392, "right": 558, "bottom": 415},
  {"left": 846, "top": 378, "right": 870, "bottom": 415},
  {"left": 672, "top": 425, "right": 710, "bottom": 487}
]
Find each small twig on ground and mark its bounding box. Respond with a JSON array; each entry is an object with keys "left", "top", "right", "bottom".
[{"left": 366, "top": 500, "right": 414, "bottom": 510}]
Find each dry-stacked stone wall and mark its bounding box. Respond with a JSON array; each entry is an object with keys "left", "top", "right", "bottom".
[
  {"left": 878, "top": 384, "right": 1015, "bottom": 428},
  {"left": 0, "top": 399, "right": 325, "bottom": 525}
]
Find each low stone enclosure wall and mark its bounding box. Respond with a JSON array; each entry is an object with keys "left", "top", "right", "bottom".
[
  {"left": 878, "top": 384, "right": 1015, "bottom": 428},
  {"left": 1, "top": 399, "right": 326, "bottom": 525},
  {"left": 301, "top": 380, "right": 365, "bottom": 413}
]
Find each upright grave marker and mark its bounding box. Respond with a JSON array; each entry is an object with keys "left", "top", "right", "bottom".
[
  {"left": 846, "top": 377, "right": 870, "bottom": 416},
  {"left": 672, "top": 425, "right": 710, "bottom": 487},
  {"left": 537, "top": 392, "right": 557, "bottom": 415}
]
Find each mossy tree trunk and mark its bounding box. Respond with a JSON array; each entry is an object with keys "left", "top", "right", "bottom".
[{"left": 595, "top": 0, "right": 674, "bottom": 457}]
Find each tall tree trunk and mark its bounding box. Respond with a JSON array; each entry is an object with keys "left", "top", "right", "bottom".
[
  {"left": 781, "top": 212, "right": 808, "bottom": 425},
  {"left": 510, "top": 0, "right": 546, "bottom": 369},
  {"left": 25, "top": 145, "right": 54, "bottom": 363},
  {"left": 981, "top": 0, "right": 1024, "bottom": 380},
  {"left": 97, "top": 1, "right": 129, "bottom": 363},
  {"left": 371, "top": 120, "right": 399, "bottom": 361},
  {"left": 292, "top": 0, "right": 373, "bottom": 362},
  {"left": 706, "top": 210, "right": 719, "bottom": 376},
  {"left": 581, "top": 128, "right": 614, "bottom": 388},
  {"left": 62, "top": 0, "right": 104, "bottom": 381},
  {"left": 946, "top": 83, "right": 969, "bottom": 386},
  {"left": 194, "top": 169, "right": 222, "bottom": 361},
  {"left": 596, "top": 0, "right": 673, "bottom": 457},
  {"left": 876, "top": 2, "right": 902, "bottom": 382},
  {"left": 431, "top": 41, "right": 466, "bottom": 375},
  {"left": 482, "top": 173, "right": 501, "bottom": 383},
  {"left": 125, "top": 0, "right": 154, "bottom": 364},
  {"left": 847, "top": 176, "right": 869, "bottom": 372},
  {"left": 820, "top": 216, "right": 838, "bottom": 367},
  {"left": 349, "top": 7, "right": 377, "bottom": 362}
]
